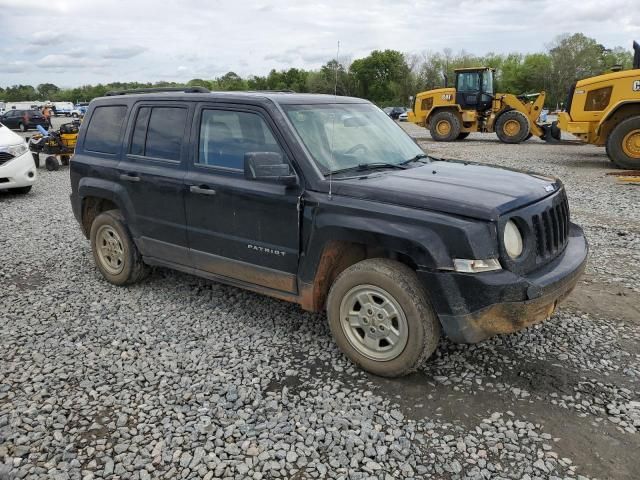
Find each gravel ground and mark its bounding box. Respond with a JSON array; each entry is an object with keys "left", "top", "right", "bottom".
[{"left": 1, "top": 120, "right": 639, "bottom": 479}]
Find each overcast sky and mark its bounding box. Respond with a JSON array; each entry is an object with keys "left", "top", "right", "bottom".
[{"left": 1, "top": 0, "right": 638, "bottom": 88}]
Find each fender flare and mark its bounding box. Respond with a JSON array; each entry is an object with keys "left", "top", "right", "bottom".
[
  {"left": 77, "top": 177, "right": 139, "bottom": 238},
  {"left": 596, "top": 100, "right": 640, "bottom": 136}
]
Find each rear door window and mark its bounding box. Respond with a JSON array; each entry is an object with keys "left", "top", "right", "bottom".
[
  {"left": 84, "top": 105, "right": 127, "bottom": 154},
  {"left": 129, "top": 106, "right": 187, "bottom": 161}
]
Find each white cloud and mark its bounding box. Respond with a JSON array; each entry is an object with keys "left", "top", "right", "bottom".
[
  {"left": 35, "top": 54, "right": 107, "bottom": 69},
  {"left": 100, "top": 46, "right": 146, "bottom": 59}
]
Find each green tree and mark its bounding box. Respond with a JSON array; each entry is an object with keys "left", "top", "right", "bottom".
[
  {"left": 37, "top": 83, "right": 60, "bottom": 101},
  {"left": 350, "top": 50, "right": 409, "bottom": 104}
]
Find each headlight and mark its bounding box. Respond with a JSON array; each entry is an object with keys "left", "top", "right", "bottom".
[
  {"left": 7, "top": 142, "right": 28, "bottom": 157},
  {"left": 503, "top": 220, "right": 523, "bottom": 259}
]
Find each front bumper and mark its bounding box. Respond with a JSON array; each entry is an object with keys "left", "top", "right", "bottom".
[
  {"left": 418, "top": 224, "right": 588, "bottom": 343},
  {"left": 0, "top": 151, "right": 37, "bottom": 190}
]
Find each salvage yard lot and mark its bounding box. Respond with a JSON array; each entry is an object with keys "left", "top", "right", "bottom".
[{"left": 1, "top": 121, "right": 639, "bottom": 479}]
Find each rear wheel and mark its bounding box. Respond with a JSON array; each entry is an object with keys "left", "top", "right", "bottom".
[
  {"left": 45, "top": 156, "right": 59, "bottom": 171},
  {"left": 429, "top": 111, "right": 461, "bottom": 142},
  {"left": 456, "top": 132, "right": 470, "bottom": 140},
  {"left": 607, "top": 116, "right": 640, "bottom": 170},
  {"left": 90, "top": 210, "right": 149, "bottom": 285},
  {"left": 495, "top": 110, "right": 530, "bottom": 144},
  {"left": 327, "top": 258, "right": 440, "bottom": 377}
]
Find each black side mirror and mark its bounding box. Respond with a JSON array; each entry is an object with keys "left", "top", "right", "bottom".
[{"left": 244, "top": 152, "right": 296, "bottom": 186}]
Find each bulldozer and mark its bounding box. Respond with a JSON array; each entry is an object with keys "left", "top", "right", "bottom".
[
  {"left": 555, "top": 41, "right": 640, "bottom": 169},
  {"left": 408, "top": 67, "right": 552, "bottom": 143}
]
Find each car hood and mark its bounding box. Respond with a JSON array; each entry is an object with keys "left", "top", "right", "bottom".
[
  {"left": 331, "top": 159, "right": 561, "bottom": 221},
  {"left": 0, "top": 124, "right": 26, "bottom": 147}
]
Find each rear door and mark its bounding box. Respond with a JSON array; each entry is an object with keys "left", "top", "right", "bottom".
[
  {"left": 116, "top": 102, "right": 193, "bottom": 266},
  {"left": 3, "top": 111, "right": 18, "bottom": 129},
  {"left": 184, "top": 103, "right": 302, "bottom": 293}
]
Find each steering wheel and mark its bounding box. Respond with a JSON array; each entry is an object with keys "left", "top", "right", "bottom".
[{"left": 344, "top": 144, "right": 369, "bottom": 155}]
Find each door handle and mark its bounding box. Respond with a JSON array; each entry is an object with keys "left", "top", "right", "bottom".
[
  {"left": 120, "top": 173, "right": 140, "bottom": 182},
  {"left": 189, "top": 185, "right": 217, "bottom": 196}
]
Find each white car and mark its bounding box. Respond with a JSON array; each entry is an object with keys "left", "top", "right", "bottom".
[{"left": 0, "top": 122, "right": 37, "bottom": 194}]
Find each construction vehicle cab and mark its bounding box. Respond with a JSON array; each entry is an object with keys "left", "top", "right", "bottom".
[
  {"left": 556, "top": 41, "right": 640, "bottom": 169},
  {"left": 409, "top": 67, "right": 547, "bottom": 144},
  {"left": 455, "top": 67, "right": 494, "bottom": 112}
]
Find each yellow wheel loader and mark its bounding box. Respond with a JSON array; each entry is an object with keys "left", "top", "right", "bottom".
[
  {"left": 408, "top": 67, "right": 552, "bottom": 144},
  {"left": 555, "top": 41, "right": 640, "bottom": 169}
]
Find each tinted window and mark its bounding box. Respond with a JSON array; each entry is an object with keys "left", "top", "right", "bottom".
[
  {"left": 128, "top": 107, "right": 187, "bottom": 160},
  {"left": 130, "top": 107, "right": 150, "bottom": 156},
  {"left": 198, "top": 110, "right": 283, "bottom": 170},
  {"left": 84, "top": 106, "right": 127, "bottom": 154},
  {"left": 145, "top": 107, "right": 187, "bottom": 160}
]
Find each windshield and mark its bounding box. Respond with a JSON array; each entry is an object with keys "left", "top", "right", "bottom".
[{"left": 283, "top": 103, "right": 424, "bottom": 174}]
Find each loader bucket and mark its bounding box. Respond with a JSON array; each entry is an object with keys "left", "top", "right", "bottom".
[{"left": 541, "top": 122, "right": 562, "bottom": 142}]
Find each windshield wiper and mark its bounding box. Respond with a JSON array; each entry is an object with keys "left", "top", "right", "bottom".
[
  {"left": 400, "top": 153, "right": 429, "bottom": 165},
  {"left": 328, "top": 162, "right": 408, "bottom": 176}
]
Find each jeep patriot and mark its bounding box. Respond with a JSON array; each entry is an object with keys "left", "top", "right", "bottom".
[{"left": 70, "top": 87, "right": 588, "bottom": 377}]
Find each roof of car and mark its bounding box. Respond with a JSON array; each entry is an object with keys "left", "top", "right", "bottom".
[{"left": 94, "top": 91, "right": 370, "bottom": 106}]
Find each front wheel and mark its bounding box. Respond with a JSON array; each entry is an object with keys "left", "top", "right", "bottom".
[
  {"left": 90, "top": 210, "right": 149, "bottom": 285},
  {"left": 9, "top": 186, "right": 32, "bottom": 194},
  {"left": 495, "top": 110, "right": 530, "bottom": 144},
  {"left": 607, "top": 116, "right": 640, "bottom": 169},
  {"left": 327, "top": 259, "right": 440, "bottom": 377}
]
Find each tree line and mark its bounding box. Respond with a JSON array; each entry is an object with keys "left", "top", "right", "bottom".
[{"left": 1, "top": 33, "right": 633, "bottom": 109}]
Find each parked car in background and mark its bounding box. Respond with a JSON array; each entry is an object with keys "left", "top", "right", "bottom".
[
  {"left": 71, "top": 103, "right": 89, "bottom": 118},
  {"left": 0, "top": 122, "right": 37, "bottom": 194},
  {"left": 53, "top": 102, "right": 74, "bottom": 116},
  {"left": 0, "top": 109, "right": 47, "bottom": 131},
  {"left": 386, "top": 106, "right": 407, "bottom": 120},
  {"left": 398, "top": 108, "right": 409, "bottom": 121}
]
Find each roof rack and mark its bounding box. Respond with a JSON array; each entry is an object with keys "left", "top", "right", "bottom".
[
  {"left": 104, "top": 86, "right": 210, "bottom": 96},
  {"left": 245, "top": 89, "right": 295, "bottom": 94}
]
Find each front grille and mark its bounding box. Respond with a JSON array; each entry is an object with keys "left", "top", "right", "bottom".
[
  {"left": 532, "top": 192, "right": 570, "bottom": 263},
  {"left": 0, "top": 151, "right": 15, "bottom": 166}
]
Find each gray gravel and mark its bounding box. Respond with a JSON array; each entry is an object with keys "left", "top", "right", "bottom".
[{"left": 1, "top": 123, "right": 639, "bottom": 479}]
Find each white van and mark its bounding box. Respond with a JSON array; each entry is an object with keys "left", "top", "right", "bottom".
[{"left": 53, "top": 102, "right": 74, "bottom": 116}]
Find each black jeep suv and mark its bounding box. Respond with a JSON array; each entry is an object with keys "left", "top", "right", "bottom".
[{"left": 70, "top": 87, "right": 588, "bottom": 377}]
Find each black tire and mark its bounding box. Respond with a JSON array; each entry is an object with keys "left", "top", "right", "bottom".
[
  {"left": 326, "top": 258, "right": 440, "bottom": 377},
  {"left": 19, "top": 123, "right": 27, "bottom": 132},
  {"left": 606, "top": 116, "right": 640, "bottom": 170},
  {"left": 45, "top": 156, "right": 59, "bottom": 171},
  {"left": 32, "top": 152, "right": 40, "bottom": 168},
  {"left": 456, "top": 132, "right": 470, "bottom": 140},
  {"left": 495, "top": 110, "right": 530, "bottom": 144},
  {"left": 9, "top": 186, "right": 32, "bottom": 194},
  {"left": 429, "top": 110, "right": 462, "bottom": 142},
  {"left": 90, "top": 210, "right": 149, "bottom": 285}
]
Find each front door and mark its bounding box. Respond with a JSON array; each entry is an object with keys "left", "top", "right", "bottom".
[
  {"left": 455, "top": 71, "right": 481, "bottom": 110},
  {"left": 184, "top": 104, "right": 301, "bottom": 293},
  {"left": 117, "top": 102, "right": 192, "bottom": 265}
]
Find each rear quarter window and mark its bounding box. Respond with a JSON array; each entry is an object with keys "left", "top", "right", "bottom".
[{"left": 84, "top": 105, "right": 128, "bottom": 154}]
